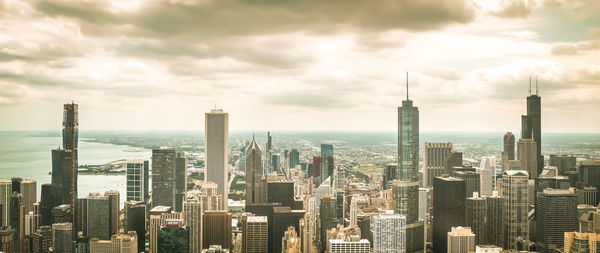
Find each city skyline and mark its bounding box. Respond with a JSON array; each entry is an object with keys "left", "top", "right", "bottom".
[{"left": 0, "top": 0, "right": 599, "bottom": 132}]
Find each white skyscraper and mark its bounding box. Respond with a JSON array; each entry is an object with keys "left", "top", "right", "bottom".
[
  {"left": 373, "top": 213, "right": 406, "bottom": 253},
  {"left": 205, "top": 109, "right": 229, "bottom": 209},
  {"left": 349, "top": 194, "right": 369, "bottom": 227}
]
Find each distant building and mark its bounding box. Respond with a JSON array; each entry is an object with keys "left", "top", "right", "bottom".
[
  {"left": 549, "top": 155, "right": 576, "bottom": 175},
  {"left": 246, "top": 137, "right": 265, "bottom": 205},
  {"left": 579, "top": 160, "right": 600, "bottom": 188},
  {"left": 328, "top": 235, "right": 370, "bottom": 253},
  {"left": 576, "top": 187, "right": 598, "bottom": 206},
  {"left": 152, "top": 148, "right": 186, "bottom": 211},
  {"left": 125, "top": 160, "right": 149, "bottom": 202},
  {"left": 423, "top": 142, "right": 453, "bottom": 188},
  {"left": 502, "top": 132, "right": 515, "bottom": 171},
  {"left": 20, "top": 179, "right": 37, "bottom": 213},
  {"left": 518, "top": 138, "right": 538, "bottom": 179},
  {"left": 320, "top": 144, "right": 334, "bottom": 184},
  {"left": 290, "top": 149, "right": 300, "bottom": 169},
  {"left": 372, "top": 213, "right": 406, "bottom": 253},
  {"left": 447, "top": 227, "right": 475, "bottom": 253},
  {"left": 433, "top": 175, "right": 466, "bottom": 253},
  {"left": 205, "top": 109, "right": 229, "bottom": 210}
]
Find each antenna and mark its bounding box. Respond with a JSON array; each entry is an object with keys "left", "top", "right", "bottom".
[
  {"left": 406, "top": 72, "right": 409, "bottom": 100},
  {"left": 535, "top": 75, "right": 538, "bottom": 95},
  {"left": 529, "top": 75, "right": 531, "bottom": 96}
]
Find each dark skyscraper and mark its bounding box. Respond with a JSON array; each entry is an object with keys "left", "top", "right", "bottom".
[
  {"left": 320, "top": 144, "right": 334, "bottom": 184},
  {"left": 579, "top": 160, "right": 600, "bottom": 188},
  {"left": 290, "top": 149, "right": 300, "bottom": 169},
  {"left": 466, "top": 193, "right": 487, "bottom": 245},
  {"left": 535, "top": 189, "right": 577, "bottom": 253},
  {"left": 152, "top": 148, "right": 186, "bottom": 210},
  {"left": 40, "top": 184, "right": 54, "bottom": 226},
  {"left": 124, "top": 201, "right": 146, "bottom": 253},
  {"left": 549, "top": 155, "right": 576, "bottom": 175},
  {"left": 521, "top": 82, "right": 542, "bottom": 175},
  {"left": 246, "top": 137, "right": 264, "bottom": 204},
  {"left": 487, "top": 193, "right": 506, "bottom": 248},
  {"left": 433, "top": 176, "right": 466, "bottom": 253},
  {"left": 502, "top": 132, "right": 515, "bottom": 171}
]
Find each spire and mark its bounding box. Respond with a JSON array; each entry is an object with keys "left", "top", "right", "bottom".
[
  {"left": 252, "top": 132, "right": 255, "bottom": 141},
  {"left": 536, "top": 75, "right": 538, "bottom": 95},
  {"left": 529, "top": 75, "right": 531, "bottom": 96},
  {"left": 406, "top": 72, "right": 409, "bottom": 100}
]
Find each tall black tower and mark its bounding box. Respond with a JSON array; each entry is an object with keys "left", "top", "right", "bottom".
[{"left": 521, "top": 78, "right": 542, "bottom": 175}]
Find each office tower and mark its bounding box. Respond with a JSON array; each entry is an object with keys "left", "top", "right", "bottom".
[
  {"left": 549, "top": 155, "right": 576, "bottom": 175},
  {"left": 271, "top": 207, "right": 304, "bottom": 253},
  {"left": 76, "top": 193, "right": 111, "bottom": 240},
  {"left": 272, "top": 154, "right": 281, "bottom": 174},
  {"left": 25, "top": 203, "right": 41, "bottom": 235},
  {"left": 432, "top": 176, "right": 466, "bottom": 253},
  {"left": 266, "top": 131, "right": 272, "bottom": 173},
  {"left": 203, "top": 211, "right": 232, "bottom": 250},
  {"left": 104, "top": 190, "right": 120, "bottom": 236},
  {"left": 397, "top": 81, "right": 424, "bottom": 253},
  {"left": 320, "top": 144, "right": 334, "bottom": 184},
  {"left": 455, "top": 171, "right": 481, "bottom": 198},
  {"left": 577, "top": 187, "right": 598, "bottom": 206},
  {"left": 315, "top": 177, "right": 333, "bottom": 213},
  {"left": 290, "top": 149, "right": 300, "bottom": 169},
  {"left": 242, "top": 215, "right": 268, "bottom": 253},
  {"left": 445, "top": 152, "right": 463, "bottom": 176},
  {"left": 349, "top": 194, "right": 369, "bottom": 227},
  {"left": 502, "top": 170, "right": 529, "bottom": 249},
  {"left": 52, "top": 204, "right": 72, "bottom": 224},
  {"left": 266, "top": 181, "right": 294, "bottom": 208},
  {"left": 372, "top": 213, "right": 406, "bottom": 253},
  {"left": 40, "top": 184, "right": 53, "bottom": 226},
  {"left": 124, "top": 201, "right": 146, "bottom": 253},
  {"left": 383, "top": 163, "right": 397, "bottom": 189},
  {"left": 328, "top": 235, "right": 370, "bottom": 253},
  {"left": 486, "top": 192, "right": 505, "bottom": 248},
  {"left": 320, "top": 194, "right": 337, "bottom": 252},
  {"left": 157, "top": 221, "right": 189, "bottom": 253},
  {"left": 423, "top": 142, "right": 453, "bottom": 187},
  {"left": 126, "top": 160, "right": 149, "bottom": 202},
  {"left": 518, "top": 138, "right": 538, "bottom": 179},
  {"left": 281, "top": 226, "right": 300, "bottom": 253},
  {"left": 579, "top": 160, "right": 600, "bottom": 187},
  {"left": 200, "top": 182, "right": 223, "bottom": 211},
  {"left": 52, "top": 222, "right": 73, "bottom": 253},
  {"left": 152, "top": 148, "right": 177, "bottom": 209},
  {"left": 312, "top": 156, "right": 321, "bottom": 179},
  {"left": 20, "top": 179, "right": 36, "bottom": 213},
  {"left": 447, "top": 227, "right": 475, "bottom": 253},
  {"left": 535, "top": 189, "right": 577, "bottom": 253},
  {"left": 184, "top": 199, "right": 202, "bottom": 252},
  {"left": 89, "top": 231, "right": 138, "bottom": 252},
  {"left": 521, "top": 81, "right": 542, "bottom": 174},
  {"left": 418, "top": 188, "right": 431, "bottom": 221},
  {"left": 502, "top": 132, "right": 515, "bottom": 171},
  {"left": 465, "top": 193, "right": 486, "bottom": 245},
  {"left": 149, "top": 206, "right": 182, "bottom": 253},
  {"left": 63, "top": 102, "right": 79, "bottom": 211},
  {"left": 51, "top": 148, "right": 75, "bottom": 206},
  {"left": 175, "top": 152, "right": 187, "bottom": 212},
  {"left": 0, "top": 226, "right": 13, "bottom": 252},
  {"left": 246, "top": 137, "right": 264, "bottom": 204},
  {"left": 205, "top": 109, "right": 229, "bottom": 210},
  {"left": 32, "top": 225, "right": 52, "bottom": 253},
  {"left": 477, "top": 167, "right": 494, "bottom": 197},
  {"left": 564, "top": 232, "right": 600, "bottom": 253},
  {"left": 0, "top": 179, "right": 9, "bottom": 226}
]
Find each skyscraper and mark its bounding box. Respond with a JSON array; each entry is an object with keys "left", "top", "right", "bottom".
[
  {"left": 184, "top": 199, "right": 202, "bottom": 252},
  {"left": 200, "top": 182, "right": 223, "bottom": 211},
  {"left": 465, "top": 193, "right": 487, "bottom": 245},
  {"left": 126, "top": 160, "right": 149, "bottom": 202},
  {"left": 486, "top": 192, "right": 505, "bottom": 248},
  {"left": 242, "top": 215, "right": 268, "bottom": 253},
  {"left": 517, "top": 138, "right": 538, "bottom": 179},
  {"left": 202, "top": 211, "right": 232, "bottom": 250},
  {"left": 372, "top": 213, "right": 406, "bottom": 253},
  {"left": 152, "top": 148, "right": 177, "bottom": 209},
  {"left": 433, "top": 176, "right": 466, "bottom": 253},
  {"left": 535, "top": 189, "right": 577, "bottom": 253},
  {"left": 266, "top": 131, "right": 272, "bottom": 173},
  {"left": 423, "top": 142, "right": 453, "bottom": 188},
  {"left": 454, "top": 171, "right": 481, "bottom": 198},
  {"left": 246, "top": 137, "right": 264, "bottom": 204},
  {"left": 52, "top": 222, "right": 73, "bottom": 253},
  {"left": 124, "top": 201, "right": 146, "bottom": 253},
  {"left": 397, "top": 76, "right": 424, "bottom": 253},
  {"left": 51, "top": 103, "right": 78, "bottom": 220},
  {"left": 320, "top": 144, "right": 334, "bottom": 185},
  {"left": 549, "top": 155, "right": 576, "bottom": 176},
  {"left": 0, "top": 179, "right": 10, "bottom": 227},
  {"left": 40, "top": 184, "right": 54, "bottom": 226},
  {"left": 502, "top": 132, "right": 515, "bottom": 171},
  {"left": 579, "top": 160, "right": 600, "bottom": 188},
  {"left": 502, "top": 170, "right": 529, "bottom": 249},
  {"left": 20, "top": 179, "right": 36, "bottom": 213},
  {"left": 205, "top": 109, "right": 229, "bottom": 210},
  {"left": 521, "top": 84, "right": 542, "bottom": 175},
  {"left": 290, "top": 149, "right": 300, "bottom": 169},
  {"left": 31, "top": 225, "right": 52, "bottom": 253},
  {"left": 447, "top": 227, "right": 475, "bottom": 253}
]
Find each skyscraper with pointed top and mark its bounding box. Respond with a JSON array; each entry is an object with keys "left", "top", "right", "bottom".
[
  {"left": 51, "top": 102, "right": 78, "bottom": 215},
  {"left": 394, "top": 72, "right": 424, "bottom": 253},
  {"left": 521, "top": 77, "right": 542, "bottom": 175},
  {"left": 246, "top": 135, "right": 265, "bottom": 204}
]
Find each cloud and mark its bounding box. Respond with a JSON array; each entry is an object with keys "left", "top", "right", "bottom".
[
  {"left": 551, "top": 41, "right": 600, "bottom": 55},
  {"left": 491, "top": 0, "right": 535, "bottom": 18}
]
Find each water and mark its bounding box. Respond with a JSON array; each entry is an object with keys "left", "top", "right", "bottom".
[{"left": 0, "top": 131, "right": 152, "bottom": 201}]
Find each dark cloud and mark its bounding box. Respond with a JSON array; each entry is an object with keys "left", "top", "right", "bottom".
[
  {"left": 491, "top": 0, "right": 534, "bottom": 18},
  {"left": 263, "top": 91, "right": 354, "bottom": 109}
]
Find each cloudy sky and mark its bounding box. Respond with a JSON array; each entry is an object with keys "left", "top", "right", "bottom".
[{"left": 0, "top": 0, "right": 599, "bottom": 132}]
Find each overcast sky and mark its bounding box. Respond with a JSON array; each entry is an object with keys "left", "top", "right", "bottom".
[{"left": 0, "top": 0, "right": 599, "bottom": 132}]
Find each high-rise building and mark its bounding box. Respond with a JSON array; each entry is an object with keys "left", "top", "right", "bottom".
[
  {"left": 266, "top": 131, "right": 272, "bottom": 173},
  {"left": 52, "top": 222, "right": 73, "bottom": 253},
  {"left": 486, "top": 192, "right": 505, "bottom": 248},
  {"left": 149, "top": 206, "right": 182, "bottom": 253},
  {"left": 312, "top": 156, "right": 322, "bottom": 183},
  {"left": 454, "top": 171, "right": 481, "bottom": 198},
  {"left": 521, "top": 87, "right": 542, "bottom": 176},
  {"left": 246, "top": 137, "right": 264, "bottom": 204},
  {"left": 372, "top": 213, "right": 406, "bottom": 253},
  {"left": 320, "top": 194, "right": 337, "bottom": 252},
  {"left": 445, "top": 152, "right": 463, "bottom": 176},
  {"left": 432, "top": 176, "right": 466, "bottom": 253},
  {"left": 535, "top": 189, "right": 577, "bottom": 253},
  {"left": 563, "top": 232, "right": 600, "bottom": 253},
  {"left": 9, "top": 192, "right": 24, "bottom": 252},
  {"left": 0, "top": 179, "right": 10, "bottom": 227},
  {"left": 124, "top": 201, "right": 146, "bottom": 253},
  {"left": 76, "top": 192, "right": 116, "bottom": 240},
  {"left": 281, "top": 226, "right": 300, "bottom": 253},
  {"left": 549, "top": 155, "right": 576, "bottom": 175},
  {"left": 502, "top": 170, "right": 529, "bottom": 249},
  {"left": 200, "top": 182, "right": 223, "bottom": 211},
  {"left": 242, "top": 215, "right": 268, "bottom": 253},
  {"left": 105, "top": 190, "right": 120, "bottom": 236},
  {"left": 272, "top": 154, "right": 281, "bottom": 174},
  {"left": 32, "top": 225, "right": 52, "bottom": 253},
  {"left": 423, "top": 142, "right": 453, "bottom": 188},
  {"left": 383, "top": 163, "right": 397, "bottom": 189},
  {"left": 577, "top": 187, "right": 598, "bottom": 206},
  {"left": 202, "top": 211, "right": 232, "bottom": 250},
  {"left": 152, "top": 148, "right": 177, "bottom": 209},
  {"left": 328, "top": 235, "right": 370, "bottom": 253},
  {"left": 349, "top": 194, "right": 369, "bottom": 227},
  {"left": 40, "top": 184, "right": 54, "bottom": 226},
  {"left": 579, "top": 160, "right": 600, "bottom": 188},
  {"left": 502, "top": 132, "right": 515, "bottom": 171},
  {"left": 518, "top": 138, "right": 538, "bottom": 179},
  {"left": 465, "top": 192, "right": 487, "bottom": 245},
  {"left": 397, "top": 80, "right": 424, "bottom": 253},
  {"left": 126, "top": 160, "right": 149, "bottom": 202},
  {"left": 51, "top": 148, "right": 75, "bottom": 206},
  {"left": 89, "top": 231, "right": 138, "bottom": 253},
  {"left": 184, "top": 199, "right": 202, "bottom": 252},
  {"left": 175, "top": 152, "right": 188, "bottom": 212},
  {"left": 205, "top": 109, "right": 229, "bottom": 210},
  {"left": 290, "top": 149, "right": 300, "bottom": 169},
  {"left": 447, "top": 227, "right": 475, "bottom": 253},
  {"left": 52, "top": 204, "right": 72, "bottom": 224},
  {"left": 20, "top": 179, "right": 36, "bottom": 213},
  {"left": 25, "top": 202, "right": 41, "bottom": 236},
  {"left": 157, "top": 221, "right": 189, "bottom": 253},
  {"left": 320, "top": 144, "right": 334, "bottom": 184},
  {"left": 0, "top": 226, "right": 13, "bottom": 253}
]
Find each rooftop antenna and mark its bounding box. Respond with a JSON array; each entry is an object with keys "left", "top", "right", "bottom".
[
  {"left": 252, "top": 132, "right": 255, "bottom": 141},
  {"left": 535, "top": 75, "right": 538, "bottom": 95},
  {"left": 529, "top": 75, "right": 531, "bottom": 96},
  {"left": 406, "top": 72, "right": 409, "bottom": 100}
]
